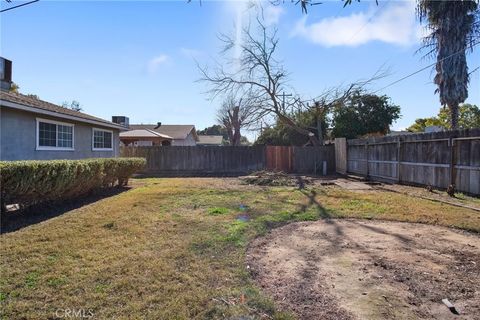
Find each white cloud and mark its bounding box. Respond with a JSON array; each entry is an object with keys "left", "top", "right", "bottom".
[
  {"left": 148, "top": 54, "right": 169, "bottom": 73},
  {"left": 263, "top": 5, "right": 284, "bottom": 26},
  {"left": 180, "top": 47, "right": 203, "bottom": 58},
  {"left": 291, "top": 1, "right": 421, "bottom": 47}
]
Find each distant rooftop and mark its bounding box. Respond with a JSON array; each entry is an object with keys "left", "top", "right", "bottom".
[
  {"left": 129, "top": 124, "right": 197, "bottom": 140},
  {"left": 120, "top": 129, "right": 172, "bottom": 140}
]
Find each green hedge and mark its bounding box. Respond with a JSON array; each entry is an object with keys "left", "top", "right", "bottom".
[{"left": 0, "top": 158, "right": 145, "bottom": 210}]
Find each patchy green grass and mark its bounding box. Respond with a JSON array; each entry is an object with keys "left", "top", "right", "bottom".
[
  {"left": 1, "top": 178, "right": 479, "bottom": 319},
  {"left": 207, "top": 207, "right": 230, "bottom": 216}
]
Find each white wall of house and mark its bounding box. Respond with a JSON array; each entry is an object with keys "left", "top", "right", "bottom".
[{"left": 171, "top": 132, "right": 197, "bottom": 146}]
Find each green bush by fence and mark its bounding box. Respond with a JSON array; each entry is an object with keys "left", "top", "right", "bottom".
[{"left": 0, "top": 158, "right": 145, "bottom": 211}]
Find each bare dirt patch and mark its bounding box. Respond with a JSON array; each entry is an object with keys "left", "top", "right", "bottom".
[{"left": 247, "top": 219, "right": 480, "bottom": 320}]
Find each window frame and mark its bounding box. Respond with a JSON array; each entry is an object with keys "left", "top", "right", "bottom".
[
  {"left": 92, "top": 128, "right": 114, "bottom": 151},
  {"left": 36, "top": 118, "right": 75, "bottom": 151}
]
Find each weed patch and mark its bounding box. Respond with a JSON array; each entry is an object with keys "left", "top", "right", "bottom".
[{"left": 207, "top": 207, "right": 230, "bottom": 216}]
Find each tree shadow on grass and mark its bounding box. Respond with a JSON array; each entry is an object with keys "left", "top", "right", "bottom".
[
  {"left": 296, "top": 177, "right": 414, "bottom": 243},
  {"left": 0, "top": 187, "right": 131, "bottom": 234}
]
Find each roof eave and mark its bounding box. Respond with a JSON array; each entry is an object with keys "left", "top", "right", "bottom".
[{"left": 1, "top": 99, "right": 127, "bottom": 131}]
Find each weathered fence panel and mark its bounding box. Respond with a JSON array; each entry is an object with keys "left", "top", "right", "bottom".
[
  {"left": 121, "top": 145, "right": 335, "bottom": 176},
  {"left": 344, "top": 129, "right": 480, "bottom": 195},
  {"left": 121, "top": 146, "right": 266, "bottom": 175},
  {"left": 266, "top": 146, "right": 293, "bottom": 172},
  {"left": 292, "top": 146, "right": 336, "bottom": 174}
]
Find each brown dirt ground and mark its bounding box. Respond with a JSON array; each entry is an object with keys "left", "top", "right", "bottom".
[{"left": 247, "top": 219, "right": 480, "bottom": 320}]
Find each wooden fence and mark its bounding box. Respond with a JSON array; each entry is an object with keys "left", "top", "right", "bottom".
[
  {"left": 337, "top": 129, "right": 480, "bottom": 195},
  {"left": 120, "top": 145, "right": 335, "bottom": 176}
]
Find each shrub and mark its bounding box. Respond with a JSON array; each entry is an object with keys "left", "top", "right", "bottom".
[{"left": 0, "top": 158, "right": 145, "bottom": 211}]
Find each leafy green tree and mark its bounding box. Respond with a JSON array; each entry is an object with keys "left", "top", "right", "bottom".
[
  {"left": 417, "top": 0, "right": 479, "bottom": 129},
  {"left": 197, "top": 124, "right": 250, "bottom": 145},
  {"left": 407, "top": 104, "right": 480, "bottom": 132},
  {"left": 331, "top": 92, "right": 401, "bottom": 139},
  {"left": 197, "top": 125, "right": 228, "bottom": 140},
  {"left": 9, "top": 82, "right": 19, "bottom": 93},
  {"left": 406, "top": 117, "right": 442, "bottom": 133},
  {"left": 438, "top": 103, "right": 480, "bottom": 129},
  {"left": 255, "top": 108, "right": 328, "bottom": 146},
  {"left": 7, "top": 82, "right": 39, "bottom": 99}
]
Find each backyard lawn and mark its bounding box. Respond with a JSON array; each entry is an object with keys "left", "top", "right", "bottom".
[{"left": 1, "top": 178, "right": 479, "bottom": 319}]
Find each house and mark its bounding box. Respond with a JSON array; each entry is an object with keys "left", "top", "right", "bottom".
[
  {"left": 197, "top": 135, "right": 223, "bottom": 146},
  {"left": 120, "top": 129, "right": 173, "bottom": 146},
  {"left": 125, "top": 123, "right": 198, "bottom": 146},
  {"left": 0, "top": 91, "right": 127, "bottom": 161},
  {"left": 0, "top": 58, "right": 126, "bottom": 161}
]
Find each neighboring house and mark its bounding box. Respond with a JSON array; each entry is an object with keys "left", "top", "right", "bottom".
[
  {"left": 424, "top": 126, "right": 445, "bottom": 133},
  {"left": 128, "top": 123, "right": 198, "bottom": 146},
  {"left": 197, "top": 135, "right": 223, "bottom": 146},
  {"left": 0, "top": 90, "right": 126, "bottom": 161},
  {"left": 120, "top": 129, "right": 173, "bottom": 146},
  {"left": 386, "top": 131, "right": 415, "bottom": 137}
]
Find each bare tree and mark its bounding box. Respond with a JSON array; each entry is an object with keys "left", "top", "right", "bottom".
[
  {"left": 200, "top": 15, "right": 386, "bottom": 145},
  {"left": 199, "top": 18, "right": 327, "bottom": 145},
  {"left": 62, "top": 100, "right": 82, "bottom": 112},
  {"left": 216, "top": 93, "right": 260, "bottom": 146}
]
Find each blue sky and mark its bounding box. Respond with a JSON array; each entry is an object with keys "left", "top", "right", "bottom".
[{"left": 1, "top": 0, "right": 479, "bottom": 139}]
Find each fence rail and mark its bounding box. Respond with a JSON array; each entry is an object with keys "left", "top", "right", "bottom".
[
  {"left": 120, "top": 145, "right": 335, "bottom": 176},
  {"left": 337, "top": 128, "right": 480, "bottom": 195}
]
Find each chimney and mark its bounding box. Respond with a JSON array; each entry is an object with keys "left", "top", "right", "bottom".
[
  {"left": 112, "top": 116, "right": 130, "bottom": 128},
  {"left": 0, "top": 57, "right": 12, "bottom": 91},
  {"left": 154, "top": 122, "right": 162, "bottom": 129}
]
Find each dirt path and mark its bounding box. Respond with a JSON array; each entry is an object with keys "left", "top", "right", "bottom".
[{"left": 247, "top": 219, "right": 480, "bottom": 320}]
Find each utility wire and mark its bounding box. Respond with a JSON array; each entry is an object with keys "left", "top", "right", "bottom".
[
  {"left": 346, "top": 0, "right": 391, "bottom": 44},
  {"left": 374, "top": 40, "right": 480, "bottom": 93},
  {"left": 0, "top": 0, "right": 39, "bottom": 13}
]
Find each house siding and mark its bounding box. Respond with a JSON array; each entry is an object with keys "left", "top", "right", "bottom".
[
  {"left": 0, "top": 107, "right": 119, "bottom": 161},
  {"left": 171, "top": 132, "right": 197, "bottom": 146}
]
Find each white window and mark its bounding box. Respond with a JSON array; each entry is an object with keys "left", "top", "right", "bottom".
[
  {"left": 92, "top": 128, "right": 113, "bottom": 151},
  {"left": 36, "top": 118, "right": 74, "bottom": 151}
]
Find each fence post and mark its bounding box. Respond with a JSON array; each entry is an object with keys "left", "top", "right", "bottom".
[
  {"left": 449, "top": 137, "right": 455, "bottom": 187},
  {"left": 397, "top": 137, "right": 402, "bottom": 183},
  {"left": 365, "top": 141, "right": 369, "bottom": 179},
  {"left": 334, "top": 138, "right": 347, "bottom": 175}
]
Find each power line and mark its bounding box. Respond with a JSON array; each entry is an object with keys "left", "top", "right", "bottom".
[
  {"left": 346, "top": 0, "right": 391, "bottom": 44},
  {"left": 0, "top": 0, "right": 39, "bottom": 13},
  {"left": 374, "top": 40, "right": 480, "bottom": 93}
]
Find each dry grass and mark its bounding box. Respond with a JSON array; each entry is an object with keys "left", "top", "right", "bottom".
[{"left": 1, "top": 178, "right": 478, "bottom": 319}]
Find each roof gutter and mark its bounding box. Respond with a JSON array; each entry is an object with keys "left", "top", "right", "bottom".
[{"left": 0, "top": 99, "right": 127, "bottom": 131}]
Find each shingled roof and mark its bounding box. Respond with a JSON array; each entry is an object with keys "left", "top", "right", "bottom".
[
  {"left": 129, "top": 124, "right": 197, "bottom": 140},
  {"left": 0, "top": 90, "right": 125, "bottom": 130},
  {"left": 120, "top": 129, "right": 172, "bottom": 140}
]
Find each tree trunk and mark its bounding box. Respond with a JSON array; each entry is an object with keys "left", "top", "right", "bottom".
[
  {"left": 316, "top": 116, "right": 324, "bottom": 146},
  {"left": 449, "top": 102, "right": 459, "bottom": 130},
  {"left": 231, "top": 106, "right": 241, "bottom": 146},
  {"left": 277, "top": 113, "right": 321, "bottom": 146},
  {"left": 233, "top": 129, "right": 241, "bottom": 146}
]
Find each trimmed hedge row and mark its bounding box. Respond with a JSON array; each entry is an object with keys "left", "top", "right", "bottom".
[{"left": 0, "top": 158, "right": 145, "bottom": 210}]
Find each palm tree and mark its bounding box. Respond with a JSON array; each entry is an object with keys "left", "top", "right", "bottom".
[{"left": 417, "top": 0, "right": 479, "bottom": 129}]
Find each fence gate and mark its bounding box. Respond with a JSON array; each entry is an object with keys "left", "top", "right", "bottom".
[{"left": 266, "top": 146, "right": 293, "bottom": 172}]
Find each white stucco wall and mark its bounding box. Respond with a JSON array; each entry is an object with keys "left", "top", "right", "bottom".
[{"left": 171, "top": 132, "right": 197, "bottom": 146}]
